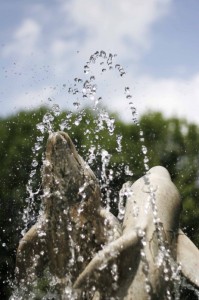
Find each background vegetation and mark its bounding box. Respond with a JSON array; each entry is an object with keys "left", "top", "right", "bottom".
[{"left": 0, "top": 107, "right": 199, "bottom": 299}]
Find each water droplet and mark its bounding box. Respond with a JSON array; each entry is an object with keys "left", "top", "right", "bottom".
[
  {"left": 142, "top": 145, "right": 148, "bottom": 155},
  {"left": 31, "top": 159, "right": 38, "bottom": 168},
  {"left": 84, "top": 65, "right": 90, "bottom": 74},
  {"left": 80, "top": 233, "right": 85, "bottom": 239},
  {"left": 73, "top": 102, "right": 80, "bottom": 109},
  {"left": 52, "top": 104, "right": 60, "bottom": 116},
  {"left": 107, "top": 53, "right": 113, "bottom": 65},
  {"left": 116, "top": 134, "right": 122, "bottom": 152},
  {"left": 35, "top": 142, "right": 42, "bottom": 151},
  {"left": 124, "top": 165, "right": 133, "bottom": 176},
  {"left": 125, "top": 87, "right": 130, "bottom": 94},
  {"left": 100, "top": 50, "right": 106, "bottom": 58},
  {"left": 67, "top": 224, "right": 72, "bottom": 231},
  {"left": 77, "top": 255, "right": 84, "bottom": 262},
  {"left": 137, "top": 229, "right": 145, "bottom": 238},
  {"left": 145, "top": 283, "right": 151, "bottom": 293},
  {"left": 36, "top": 122, "right": 45, "bottom": 134}
]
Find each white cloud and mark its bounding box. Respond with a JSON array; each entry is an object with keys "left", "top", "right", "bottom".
[
  {"left": 1, "top": 0, "right": 172, "bottom": 76},
  {"left": 106, "top": 73, "right": 199, "bottom": 124},
  {"left": 14, "top": 19, "right": 41, "bottom": 41},
  {"left": 62, "top": 0, "right": 172, "bottom": 58},
  {"left": 2, "top": 19, "right": 41, "bottom": 57}
]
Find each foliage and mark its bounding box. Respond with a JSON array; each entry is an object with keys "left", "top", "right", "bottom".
[{"left": 0, "top": 107, "right": 199, "bottom": 298}]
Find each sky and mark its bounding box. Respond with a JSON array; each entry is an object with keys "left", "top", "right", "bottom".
[{"left": 1, "top": 0, "right": 199, "bottom": 123}]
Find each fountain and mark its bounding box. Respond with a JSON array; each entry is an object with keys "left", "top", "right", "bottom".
[
  {"left": 14, "top": 131, "right": 199, "bottom": 299},
  {"left": 10, "top": 51, "right": 199, "bottom": 299}
]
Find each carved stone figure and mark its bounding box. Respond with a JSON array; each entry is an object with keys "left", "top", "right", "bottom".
[
  {"left": 74, "top": 166, "right": 199, "bottom": 299},
  {"left": 15, "top": 132, "right": 199, "bottom": 299},
  {"left": 16, "top": 132, "right": 121, "bottom": 297}
]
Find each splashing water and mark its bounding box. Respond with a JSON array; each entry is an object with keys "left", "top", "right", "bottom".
[{"left": 11, "top": 50, "right": 198, "bottom": 300}]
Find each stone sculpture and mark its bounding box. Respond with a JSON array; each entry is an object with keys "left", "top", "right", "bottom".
[
  {"left": 15, "top": 131, "right": 199, "bottom": 299},
  {"left": 16, "top": 132, "right": 121, "bottom": 297},
  {"left": 74, "top": 166, "right": 199, "bottom": 299}
]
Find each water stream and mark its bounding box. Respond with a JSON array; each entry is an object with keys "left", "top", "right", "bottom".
[{"left": 10, "top": 51, "right": 199, "bottom": 299}]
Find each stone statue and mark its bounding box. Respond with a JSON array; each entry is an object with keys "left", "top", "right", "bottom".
[
  {"left": 74, "top": 166, "right": 199, "bottom": 299},
  {"left": 16, "top": 132, "right": 121, "bottom": 297},
  {"left": 15, "top": 131, "right": 199, "bottom": 299}
]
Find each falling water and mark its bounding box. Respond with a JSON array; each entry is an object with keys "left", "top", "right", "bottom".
[{"left": 10, "top": 50, "right": 198, "bottom": 299}]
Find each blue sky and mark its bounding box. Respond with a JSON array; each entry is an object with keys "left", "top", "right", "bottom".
[{"left": 1, "top": 0, "right": 199, "bottom": 123}]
